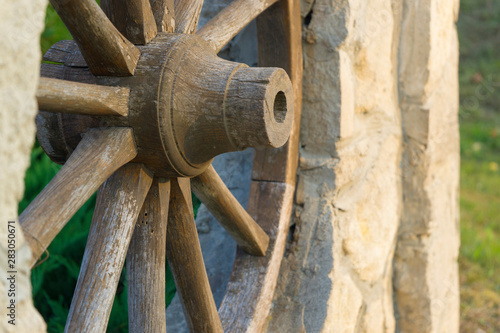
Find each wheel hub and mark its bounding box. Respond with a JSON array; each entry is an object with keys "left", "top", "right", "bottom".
[{"left": 38, "top": 33, "right": 294, "bottom": 178}]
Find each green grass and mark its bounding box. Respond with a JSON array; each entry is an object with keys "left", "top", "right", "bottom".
[
  {"left": 40, "top": 4, "right": 71, "bottom": 54},
  {"left": 458, "top": 0, "right": 500, "bottom": 331}
]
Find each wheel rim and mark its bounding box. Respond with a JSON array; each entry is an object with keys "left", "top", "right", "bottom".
[
  {"left": 218, "top": 1, "right": 303, "bottom": 331},
  {"left": 21, "top": 0, "right": 302, "bottom": 331}
]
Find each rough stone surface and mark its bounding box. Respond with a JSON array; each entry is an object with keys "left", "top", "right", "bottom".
[
  {"left": 0, "top": 0, "right": 48, "bottom": 331},
  {"left": 269, "top": 0, "right": 459, "bottom": 332},
  {"left": 269, "top": 0, "right": 402, "bottom": 331},
  {"left": 394, "top": 0, "right": 460, "bottom": 331}
]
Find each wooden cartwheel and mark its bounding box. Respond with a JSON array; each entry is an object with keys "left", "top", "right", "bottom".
[{"left": 20, "top": 0, "right": 302, "bottom": 331}]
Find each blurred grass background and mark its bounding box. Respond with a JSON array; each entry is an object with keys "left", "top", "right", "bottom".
[
  {"left": 457, "top": 0, "right": 500, "bottom": 331},
  {"left": 20, "top": 0, "right": 499, "bottom": 332}
]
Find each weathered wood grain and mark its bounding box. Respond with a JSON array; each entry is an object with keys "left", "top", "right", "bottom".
[
  {"left": 127, "top": 178, "right": 170, "bottom": 332},
  {"left": 49, "top": 0, "right": 140, "bottom": 76},
  {"left": 252, "top": 0, "right": 303, "bottom": 185},
  {"left": 37, "top": 63, "right": 71, "bottom": 165},
  {"left": 31, "top": 0, "right": 304, "bottom": 331},
  {"left": 42, "top": 40, "right": 88, "bottom": 68},
  {"left": 196, "top": 0, "right": 278, "bottom": 52},
  {"left": 38, "top": 32, "right": 295, "bottom": 180},
  {"left": 155, "top": 35, "right": 293, "bottom": 176},
  {"left": 37, "top": 62, "right": 103, "bottom": 165},
  {"left": 37, "top": 77, "right": 129, "bottom": 116},
  {"left": 101, "top": 0, "right": 158, "bottom": 45},
  {"left": 42, "top": 40, "right": 76, "bottom": 64},
  {"left": 192, "top": 165, "right": 269, "bottom": 256},
  {"left": 64, "top": 164, "right": 153, "bottom": 332},
  {"left": 217, "top": 1, "right": 303, "bottom": 330},
  {"left": 20, "top": 128, "right": 137, "bottom": 266},
  {"left": 219, "top": 181, "right": 294, "bottom": 332},
  {"left": 42, "top": 39, "right": 88, "bottom": 68},
  {"left": 166, "top": 178, "right": 223, "bottom": 333},
  {"left": 174, "top": 0, "right": 203, "bottom": 34},
  {"left": 223, "top": 67, "right": 294, "bottom": 150},
  {"left": 150, "top": 0, "right": 176, "bottom": 32}
]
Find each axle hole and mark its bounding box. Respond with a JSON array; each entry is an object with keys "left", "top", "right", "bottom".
[{"left": 273, "top": 91, "right": 287, "bottom": 123}]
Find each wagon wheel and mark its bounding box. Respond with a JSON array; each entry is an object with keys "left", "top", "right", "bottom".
[{"left": 21, "top": 0, "right": 302, "bottom": 331}]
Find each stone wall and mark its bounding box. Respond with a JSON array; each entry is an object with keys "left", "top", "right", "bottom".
[
  {"left": 0, "top": 0, "right": 48, "bottom": 332},
  {"left": 0, "top": 0, "right": 459, "bottom": 332},
  {"left": 270, "top": 0, "right": 402, "bottom": 330},
  {"left": 268, "top": 0, "right": 460, "bottom": 332}
]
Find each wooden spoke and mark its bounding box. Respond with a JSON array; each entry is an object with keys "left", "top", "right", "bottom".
[
  {"left": 197, "top": 0, "right": 278, "bottom": 52},
  {"left": 127, "top": 178, "right": 170, "bottom": 332},
  {"left": 101, "top": 0, "right": 158, "bottom": 45},
  {"left": 31, "top": 0, "right": 302, "bottom": 330},
  {"left": 173, "top": 0, "right": 204, "bottom": 34},
  {"left": 20, "top": 128, "right": 137, "bottom": 266},
  {"left": 150, "top": 0, "right": 176, "bottom": 32},
  {"left": 191, "top": 165, "right": 269, "bottom": 256},
  {"left": 37, "top": 77, "right": 129, "bottom": 117},
  {"left": 166, "top": 178, "right": 223, "bottom": 333},
  {"left": 65, "top": 164, "right": 153, "bottom": 332},
  {"left": 49, "top": 0, "right": 140, "bottom": 76}
]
